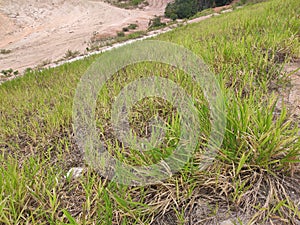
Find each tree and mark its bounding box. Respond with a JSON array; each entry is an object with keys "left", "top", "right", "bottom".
[
  {"left": 165, "top": 0, "right": 199, "bottom": 19},
  {"left": 165, "top": 0, "right": 233, "bottom": 19}
]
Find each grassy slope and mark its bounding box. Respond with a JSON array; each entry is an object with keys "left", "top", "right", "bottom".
[{"left": 0, "top": 0, "right": 299, "bottom": 224}]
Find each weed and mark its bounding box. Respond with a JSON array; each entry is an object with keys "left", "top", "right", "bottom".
[
  {"left": 128, "top": 23, "right": 138, "bottom": 30},
  {"left": 0, "top": 68, "right": 19, "bottom": 78},
  {"left": 117, "top": 31, "right": 125, "bottom": 37},
  {"left": 64, "top": 50, "right": 80, "bottom": 59}
]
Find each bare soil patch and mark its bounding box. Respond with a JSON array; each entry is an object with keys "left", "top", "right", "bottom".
[
  {"left": 277, "top": 59, "right": 300, "bottom": 120},
  {"left": 0, "top": 0, "right": 171, "bottom": 72},
  {"left": 283, "top": 59, "right": 300, "bottom": 116}
]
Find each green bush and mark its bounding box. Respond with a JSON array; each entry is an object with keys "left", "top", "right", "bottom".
[
  {"left": 131, "top": 0, "right": 143, "bottom": 5},
  {"left": 148, "top": 16, "right": 166, "bottom": 29},
  {"left": 165, "top": 0, "right": 233, "bottom": 19},
  {"left": 117, "top": 31, "right": 125, "bottom": 37},
  {"left": 0, "top": 68, "right": 18, "bottom": 77},
  {"left": 170, "top": 13, "right": 178, "bottom": 21},
  {"left": 128, "top": 23, "right": 138, "bottom": 30},
  {"left": 165, "top": 0, "right": 198, "bottom": 19}
]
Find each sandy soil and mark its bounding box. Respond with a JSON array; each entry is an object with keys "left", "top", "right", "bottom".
[
  {"left": 282, "top": 59, "right": 300, "bottom": 116},
  {"left": 0, "top": 0, "right": 171, "bottom": 72}
]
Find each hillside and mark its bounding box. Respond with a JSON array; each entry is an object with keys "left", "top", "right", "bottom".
[
  {"left": 0, "top": 0, "right": 171, "bottom": 72},
  {"left": 0, "top": 0, "right": 299, "bottom": 224}
]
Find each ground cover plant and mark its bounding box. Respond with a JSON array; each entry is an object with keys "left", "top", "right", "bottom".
[
  {"left": 0, "top": 0, "right": 299, "bottom": 224},
  {"left": 107, "top": 0, "right": 148, "bottom": 9}
]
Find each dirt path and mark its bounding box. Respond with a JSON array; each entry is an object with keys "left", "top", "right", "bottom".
[
  {"left": 0, "top": 0, "right": 171, "bottom": 72},
  {"left": 280, "top": 60, "right": 300, "bottom": 117}
]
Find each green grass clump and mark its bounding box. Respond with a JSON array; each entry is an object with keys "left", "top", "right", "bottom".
[{"left": 0, "top": 0, "right": 299, "bottom": 224}]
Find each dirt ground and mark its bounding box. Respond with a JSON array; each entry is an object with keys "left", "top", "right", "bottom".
[
  {"left": 284, "top": 60, "right": 300, "bottom": 116},
  {"left": 0, "top": 0, "right": 171, "bottom": 72}
]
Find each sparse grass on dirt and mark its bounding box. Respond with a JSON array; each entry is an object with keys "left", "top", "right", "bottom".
[
  {"left": 0, "top": 0, "right": 299, "bottom": 224},
  {"left": 88, "top": 31, "right": 146, "bottom": 52},
  {"left": 106, "top": 0, "right": 148, "bottom": 9},
  {"left": 123, "top": 24, "right": 139, "bottom": 32},
  {"left": 64, "top": 50, "right": 80, "bottom": 60},
  {"left": 0, "top": 68, "right": 19, "bottom": 79}
]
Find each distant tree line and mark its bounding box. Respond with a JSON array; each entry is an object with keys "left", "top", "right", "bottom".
[{"left": 165, "top": 0, "right": 233, "bottom": 19}]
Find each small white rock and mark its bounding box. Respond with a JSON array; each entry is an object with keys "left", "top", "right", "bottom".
[{"left": 65, "top": 167, "right": 84, "bottom": 179}]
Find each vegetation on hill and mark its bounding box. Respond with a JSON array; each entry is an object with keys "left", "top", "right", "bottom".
[
  {"left": 0, "top": 0, "right": 299, "bottom": 224},
  {"left": 165, "top": 0, "right": 233, "bottom": 19},
  {"left": 106, "top": 0, "right": 148, "bottom": 8}
]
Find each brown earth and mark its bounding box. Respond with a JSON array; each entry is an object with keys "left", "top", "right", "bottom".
[
  {"left": 0, "top": 0, "right": 171, "bottom": 72},
  {"left": 277, "top": 59, "right": 300, "bottom": 119},
  {"left": 283, "top": 59, "right": 300, "bottom": 116}
]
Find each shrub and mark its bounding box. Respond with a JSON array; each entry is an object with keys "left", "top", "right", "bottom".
[
  {"left": 170, "top": 13, "right": 178, "bottom": 21},
  {"left": 0, "top": 68, "right": 18, "bottom": 77},
  {"left": 0, "top": 49, "right": 12, "bottom": 54},
  {"left": 117, "top": 31, "right": 125, "bottom": 37},
  {"left": 131, "top": 0, "right": 143, "bottom": 5},
  {"left": 64, "top": 50, "right": 80, "bottom": 59},
  {"left": 148, "top": 16, "right": 166, "bottom": 29},
  {"left": 128, "top": 23, "right": 138, "bottom": 30},
  {"left": 122, "top": 27, "right": 129, "bottom": 32}
]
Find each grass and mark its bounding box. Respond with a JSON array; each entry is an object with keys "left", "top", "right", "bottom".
[
  {"left": 190, "top": 8, "right": 215, "bottom": 19},
  {"left": 0, "top": 0, "right": 300, "bottom": 224},
  {"left": 123, "top": 24, "right": 139, "bottom": 32},
  {"left": 64, "top": 50, "right": 80, "bottom": 60},
  {"left": 88, "top": 31, "right": 146, "bottom": 52},
  {"left": 107, "top": 0, "right": 148, "bottom": 9}
]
